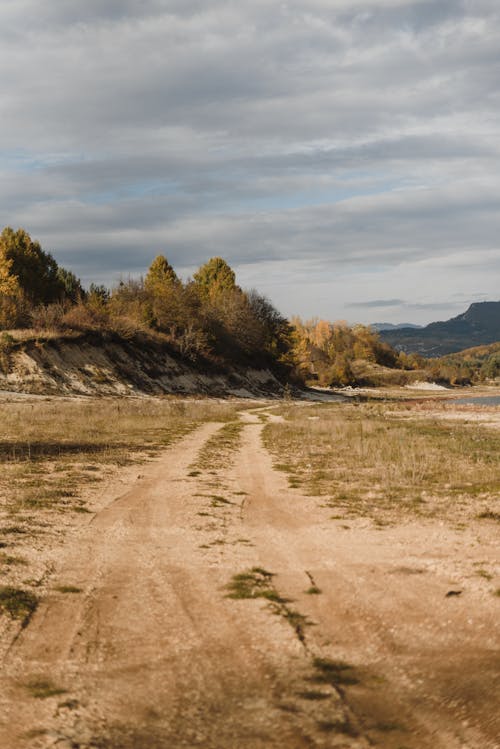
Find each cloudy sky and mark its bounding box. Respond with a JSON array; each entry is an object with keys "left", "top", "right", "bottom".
[{"left": 1, "top": 0, "right": 499, "bottom": 324}]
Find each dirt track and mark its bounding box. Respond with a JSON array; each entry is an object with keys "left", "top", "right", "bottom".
[{"left": 0, "top": 411, "right": 499, "bottom": 748}]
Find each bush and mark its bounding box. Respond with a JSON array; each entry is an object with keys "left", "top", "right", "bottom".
[
  {"left": 31, "top": 304, "right": 66, "bottom": 331},
  {"left": 61, "top": 303, "right": 107, "bottom": 331}
]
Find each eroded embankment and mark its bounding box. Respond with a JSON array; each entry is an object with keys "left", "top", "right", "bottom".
[{"left": 0, "top": 330, "right": 285, "bottom": 397}]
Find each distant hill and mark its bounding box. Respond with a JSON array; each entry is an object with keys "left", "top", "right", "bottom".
[
  {"left": 371, "top": 322, "right": 422, "bottom": 332},
  {"left": 380, "top": 301, "right": 500, "bottom": 357}
]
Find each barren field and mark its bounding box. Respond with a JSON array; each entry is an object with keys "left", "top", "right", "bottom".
[{"left": 0, "top": 392, "right": 499, "bottom": 748}]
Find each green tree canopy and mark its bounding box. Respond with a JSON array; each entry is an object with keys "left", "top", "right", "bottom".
[
  {"left": 0, "top": 227, "right": 64, "bottom": 304},
  {"left": 193, "top": 257, "right": 236, "bottom": 295},
  {"left": 145, "top": 255, "right": 179, "bottom": 292},
  {"left": 56, "top": 267, "right": 85, "bottom": 304}
]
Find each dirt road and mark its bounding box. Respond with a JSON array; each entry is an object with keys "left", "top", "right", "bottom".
[{"left": 1, "top": 412, "right": 498, "bottom": 748}]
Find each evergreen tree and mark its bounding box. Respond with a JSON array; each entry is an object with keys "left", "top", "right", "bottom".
[
  {"left": 0, "top": 227, "right": 64, "bottom": 304},
  {"left": 144, "top": 255, "right": 179, "bottom": 292},
  {"left": 193, "top": 257, "right": 236, "bottom": 296}
]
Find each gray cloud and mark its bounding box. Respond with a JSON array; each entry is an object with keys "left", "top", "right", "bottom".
[{"left": 1, "top": 0, "right": 499, "bottom": 324}]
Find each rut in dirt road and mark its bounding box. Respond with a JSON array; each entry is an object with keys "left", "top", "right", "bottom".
[{"left": 0, "top": 412, "right": 498, "bottom": 749}]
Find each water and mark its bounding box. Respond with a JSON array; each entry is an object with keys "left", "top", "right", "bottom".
[{"left": 453, "top": 395, "right": 500, "bottom": 406}]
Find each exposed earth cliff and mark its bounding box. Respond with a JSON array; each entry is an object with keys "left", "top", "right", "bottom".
[{"left": 0, "top": 330, "right": 285, "bottom": 398}]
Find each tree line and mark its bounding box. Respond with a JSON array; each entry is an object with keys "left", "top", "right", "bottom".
[
  {"left": 0, "top": 227, "right": 498, "bottom": 385},
  {"left": 0, "top": 227, "right": 291, "bottom": 370}
]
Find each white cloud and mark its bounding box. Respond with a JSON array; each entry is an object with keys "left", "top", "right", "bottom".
[{"left": 0, "top": 0, "right": 499, "bottom": 323}]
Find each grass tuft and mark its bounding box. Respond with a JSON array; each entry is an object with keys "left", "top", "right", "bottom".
[
  {"left": 477, "top": 510, "right": 500, "bottom": 521},
  {"left": 55, "top": 585, "right": 83, "bottom": 594},
  {"left": 311, "top": 657, "right": 360, "bottom": 686},
  {"left": 25, "top": 677, "right": 67, "bottom": 699},
  {"left": 0, "top": 586, "right": 38, "bottom": 624}
]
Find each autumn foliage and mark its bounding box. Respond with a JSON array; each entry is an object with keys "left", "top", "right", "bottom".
[
  {"left": 1, "top": 227, "right": 497, "bottom": 387},
  {"left": 0, "top": 228, "right": 291, "bottom": 372},
  {"left": 290, "top": 317, "right": 402, "bottom": 386}
]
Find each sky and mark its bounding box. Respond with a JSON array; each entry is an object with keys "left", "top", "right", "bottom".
[{"left": 1, "top": 0, "right": 499, "bottom": 325}]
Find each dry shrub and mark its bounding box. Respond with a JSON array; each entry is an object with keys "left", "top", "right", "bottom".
[
  {"left": 62, "top": 303, "right": 108, "bottom": 331},
  {"left": 30, "top": 304, "right": 66, "bottom": 332}
]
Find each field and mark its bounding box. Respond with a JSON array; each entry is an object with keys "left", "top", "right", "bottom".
[{"left": 0, "top": 390, "right": 499, "bottom": 748}]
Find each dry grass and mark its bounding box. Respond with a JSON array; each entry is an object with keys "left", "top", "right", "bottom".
[
  {"left": 262, "top": 402, "right": 500, "bottom": 524},
  {"left": 192, "top": 420, "right": 244, "bottom": 472},
  {"left": 0, "top": 396, "right": 240, "bottom": 621},
  {"left": 0, "top": 397, "right": 238, "bottom": 515}
]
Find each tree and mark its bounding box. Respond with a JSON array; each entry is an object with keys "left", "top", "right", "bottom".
[
  {"left": 193, "top": 257, "right": 236, "bottom": 297},
  {"left": 0, "top": 227, "right": 64, "bottom": 304},
  {"left": 144, "top": 255, "right": 179, "bottom": 292},
  {"left": 246, "top": 290, "right": 291, "bottom": 356},
  {"left": 143, "top": 255, "right": 183, "bottom": 333},
  {"left": 56, "top": 267, "right": 85, "bottom": 304},
  {"left": 87, "top": 283, "right": 110, "bottom": 313}
]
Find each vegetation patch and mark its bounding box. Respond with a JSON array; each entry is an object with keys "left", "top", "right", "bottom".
[
  {"left": 477, "top": 509, "right": 500, "bottom": 521},
  {"left": 0, "top": 553, "right": 27, "bottom": 566},
  {"left": 262, "top": 402, "right": 500, "bottom": 524},
  {"left": 193, "top": 420, "right": 244, "bottom": 472},
  {"left": 55, "top": 585, "right": 83, "bottom": 594},
  {"left": 305, "top": 586, "right": 322, "bottom": 595},
  {"left": 25, "top": 677, "right": 67, "bottom": 699},
  {"left": 297, "top": 690, "right": 331, "bottom": 701},
  {"left": 0, "top": 586, "right": 38, "bottom": 624},
  {"left": 317, "top": 718, "right": 358, "bottom": 736},
  {"left": 225, "top": 568, "right": 312, "bottom": 645},
  {"left": 311, "top": 657, "right": 360, "bottom": 687}
]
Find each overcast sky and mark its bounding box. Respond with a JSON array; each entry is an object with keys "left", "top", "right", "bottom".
[{"left": 1, "top": 0, "right": 499, "bottom": 324}]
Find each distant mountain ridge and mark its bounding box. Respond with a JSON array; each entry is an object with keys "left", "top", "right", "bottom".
[
  {"left": 371, "top": 322, "right": 422, "bottom": 331},
  {"left": 379, "top": 301, "right": 500, "bottom": 357}
]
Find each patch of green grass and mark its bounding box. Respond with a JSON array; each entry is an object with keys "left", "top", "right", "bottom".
[
  {"left": 305, "top": 586, "right": 322, "bottom": 595},
  {"left": 0, "top": 553, "right": 28, "bottom": 566},
  {"left": 2, "top": 526, "right": 28, "bottom": 535},
  {"left": 476, "top": 569, "right": 493, "bottom": 581},
  {"left": 311, "top": 657, "right": 360, "bottom": 686},
  {"left": 0, "top": 586, "right": 38, "bottom": 624},
  {"left": 317, "top": 718, "right": 358, "bottom": 736},
  {"left": 477, "top": 510, "right": 500, "bottom": 521},
  {"left": 54, "top": 585, "right": 82, "bottom": 594},
  {"left": 225, "top": 567, "right": 276, "bottom": 600},
  {"left": 25, "top": 677, "right": 67, "bottom": 699},
  {"left": 209, "top": 494, "right": 235, "bottom": 507},
  {"left": 297, "top": 690, "right": 331, "bottom": 701},
  {"left": 373, "top": 720, "right": 407, "bottom": 732},
  {"left": 225, "top": 568, "right": 312, "bottom": 644}
]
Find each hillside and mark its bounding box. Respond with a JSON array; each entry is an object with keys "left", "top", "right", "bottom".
[
  {"left": 0, "top": 228, "right": 296, "bottom": 396},
  {"left": 0, "top": 330, "right": 285, "bottom": 398},
  {"left": 380, "top": 301, "right": 500, "bottom": 356}
]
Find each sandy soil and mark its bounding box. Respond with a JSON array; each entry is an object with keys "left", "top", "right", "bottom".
[{"left": 0, "top": 410, "right": 499, "bottom": 748}]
